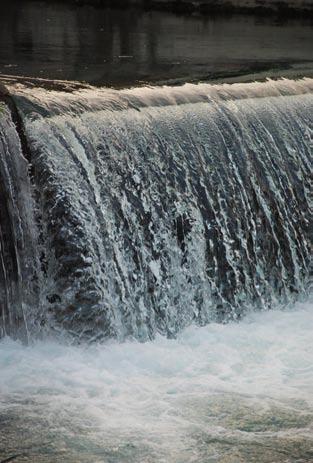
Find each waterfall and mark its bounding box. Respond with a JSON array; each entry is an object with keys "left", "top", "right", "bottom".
[{"left": 0, "top": 78, "right": 312, "bottom": 341}]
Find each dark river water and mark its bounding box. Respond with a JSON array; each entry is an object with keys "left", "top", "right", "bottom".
[{"left": 0, "top": 1, "right": 312, "bottom": 86}]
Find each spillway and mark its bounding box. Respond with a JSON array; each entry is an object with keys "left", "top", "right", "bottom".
[{"left": 0, "top": 78, "right": 312, "bottom": 341}]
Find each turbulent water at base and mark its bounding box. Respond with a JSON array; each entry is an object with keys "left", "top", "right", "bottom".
[
  {"left": 0, "top": 78, "right": 312, "bottom": 340},
  {"left": 0, "top": 301, "right": 313, "bottom": 462}
]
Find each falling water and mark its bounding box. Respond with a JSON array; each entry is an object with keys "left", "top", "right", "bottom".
[
  {"left": 0, "top": 102, "right": 39, "bottom": 340},
  {"left": 0, "top": 77, "right": 312, "bottom": 341}
]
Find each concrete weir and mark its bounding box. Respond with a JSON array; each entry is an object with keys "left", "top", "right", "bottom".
[{"left": 1, "top": 77, "right": 311, "bottom": 342}]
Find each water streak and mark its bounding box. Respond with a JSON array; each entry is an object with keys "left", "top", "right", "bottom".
[{"left": 0, "top": 103, "right": 38, "bottom": 339}]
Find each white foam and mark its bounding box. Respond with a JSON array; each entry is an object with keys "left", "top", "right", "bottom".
[{"left": 1, "top": 301, "right": 313, "bottom": 461}]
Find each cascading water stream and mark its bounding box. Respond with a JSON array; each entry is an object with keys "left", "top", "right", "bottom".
[
  {"left": 0, "top": 78, "right": 312, "bottom": 341},
  {"left": 0, "top": 102, "right": 39, "bottom": 340}
]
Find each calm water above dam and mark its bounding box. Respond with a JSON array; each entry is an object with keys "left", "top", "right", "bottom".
[{"left": 0, "top": 1, "right": 313, "bottom": 86}]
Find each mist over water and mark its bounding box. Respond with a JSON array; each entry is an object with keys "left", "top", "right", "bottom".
[{"left": 1, "top": 300, "right": 313, "bottom": 462}]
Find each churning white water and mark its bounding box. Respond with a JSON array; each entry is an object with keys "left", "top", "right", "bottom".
[{"left": 1, "top": 300, "right": 313, "bottom": 462}]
